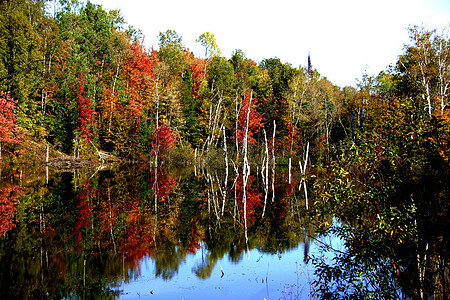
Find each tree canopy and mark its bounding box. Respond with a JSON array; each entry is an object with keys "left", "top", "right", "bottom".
[{"left": 0, "top": 0, "right": 447, "bottom": 171}]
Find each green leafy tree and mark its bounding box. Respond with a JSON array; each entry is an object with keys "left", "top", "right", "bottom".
[
  {"left": 230, "top": 49, "right": 254, "bottom": 93},
  {"left": 158, "top": 29, "right": 184, "bottom": 77},
  {"left": 258, "top": 58, "right": 298, "bottom": 154},
  {"left": 0, "top": 0, "right": 51, "bottom": 133},
  {"left": 179, "top": 67, "right": 201, "bottom": 147},
  {"left": 396, "top": 25, "right": 450, "bottom": 116},
  {"left": 196, "top": 32, "right": 221, "bottom": 75},
  {"left": 47, "top": 0, "right": 127, "bottom": 154}
]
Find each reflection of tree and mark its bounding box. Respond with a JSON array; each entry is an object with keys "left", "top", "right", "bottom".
[
  {"left": 71, "top": 180, "right": 94, "bottom": 250},
  {"left": 235, "top": 174, "right": 263, "bottom": 222},
  {"left": 0, "top": 164, "right": 323, "bottom": 297},
  {"left": 311, "top": 108, "right": 450, "bottom": 299},
  {"left": 311, "top": 224, "right": 402, "bottom": 299},
  {"left": 150, "top": 166, "right": 177, "bottom": 202},
  {"left": 153, "top": 244, "right": 184, "bottom": 280},
  {"left": 178, "top": 175, "right": 203, "bottom": 253},
  {"left": 192, "top": 246, "right": 218, "bottom": 279},
  {"left": 0, "top": 185, "right": 22, "bottom": 236}
]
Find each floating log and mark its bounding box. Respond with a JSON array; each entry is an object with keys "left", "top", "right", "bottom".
[{"left": 46, "top": 156, "right": 91, "bottom": 170}]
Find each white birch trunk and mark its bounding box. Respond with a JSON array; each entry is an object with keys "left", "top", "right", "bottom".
[
  {"left": 298, "top": 141, "right": 310, "bottom": 209},
  {"left": 45, "top": 143, "right": 49, "bottom": 184},
  {"left": 262, "top": 128, "right": 269, "bottom": 217},
  {"left": 242, "top": 92, "right": 252, "bottom": 246},
  {"left": 437, "top": 39, "right": 449, "bottom": 114},
  {"left": 154, "top": 77, "right": 160, "bottom": 167},
  {"left": 209, "top": 96, "right": 223, "bottom": 149},
  {"left": 222, "top": 125, "right": 229, "bottom": 215},
  {"left": 271, "top": 121, "right": 276, "bottom": 202},
  {"left": 235, "top": 94, "right": 241, "bottom": 154},
  {"left": 288, "top": 157, "right": 292, "bottom": 184},
  {"left": 109, "top": 59, "right": 121, "bottom": 132},
  {"left": 108, "top": 188, "right": 117, "bottom": 253}
]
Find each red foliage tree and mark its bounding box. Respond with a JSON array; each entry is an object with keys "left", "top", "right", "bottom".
[
  {"left": 0, "top": 92, "right": 23, "bottom": 159},
  {"left": 102, "top": 43, "right": 158, "bottom": 157},
  {"left": 0, "top": 185, "right": 23, "bottom": 236},
  {"left": 150, "top": 167, "right": 177, "bottom": 201},
  {"left": 152, "top": 123, "right": 177, "bottom": 157},
  {"left": 71, "top": 180, "right": 94, "bottom": 250},
  {"left": 187, "top": 53, "right": 206, "bottom": 99},
  {"left": 186, "top": 219, "right": 202, "bottom": 254},
  {"left": 285, "top": 120, "right": 302, "bottom": 155},
  {"left": 236, "top": 92, "right": 264, "bottom": 147},
  {"left": 76, "top": 74, "right": 95, "bottom": 143},
  {"left": 125, "top": 43, "right": 157, "bottom": 115},
  {"left": 121, "top": 200, "right": 156, "bottom": 264},
  {"left": 235, "top": 174, "right": 263, "bottom": 222}
]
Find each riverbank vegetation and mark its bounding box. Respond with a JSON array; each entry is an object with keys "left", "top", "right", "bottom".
[
  {"left": 1, "top": 1, "right": 448, "bottom": 169},
  {"left": 1, "top": 0, "right": 449, "bottom": 298}
]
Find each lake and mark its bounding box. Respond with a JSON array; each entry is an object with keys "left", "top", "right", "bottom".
[
  {"left": 0, "top": 163, "right": 337, "bottom": 299},
  {"left": 0, "top": 163, "right": 446, "bottom": 299}
]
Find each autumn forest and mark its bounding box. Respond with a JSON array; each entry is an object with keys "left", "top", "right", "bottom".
[
  {"left": 0, "top": 0, "right": 449, "bottom": 299},
  {"left": 0, "top": 0, "right": 447, "bottom": 166}
]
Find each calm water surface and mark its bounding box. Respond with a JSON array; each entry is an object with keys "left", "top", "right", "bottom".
[
  {"left": 119, "top": 235, "right": 341, "bottom": 300},
  {"left": 0, "top": 164, "right": 339, "bottom": 299}
]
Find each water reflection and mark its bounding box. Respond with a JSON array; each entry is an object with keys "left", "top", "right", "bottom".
[
  {"left": 0, "top": 164, "right": 317, "bottom": 299},
  {"left": 3, "top": 162, "right": 445, "bottom": 299}
]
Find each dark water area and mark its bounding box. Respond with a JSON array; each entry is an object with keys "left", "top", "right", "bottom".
[
  {"left": 0, "top": 164, "right": 329, "bottom": 299},
  {"left": 0, "top": 163, "right": 447, "bottom": 299}
]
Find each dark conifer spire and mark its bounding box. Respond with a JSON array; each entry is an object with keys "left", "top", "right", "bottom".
[{"left": 307, "top": 52, "right": 313, "bottom": 79}]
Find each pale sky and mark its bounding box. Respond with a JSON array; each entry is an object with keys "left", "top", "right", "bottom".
[{"left": 88, "top": 0, "right": 449, "bottom": 87}]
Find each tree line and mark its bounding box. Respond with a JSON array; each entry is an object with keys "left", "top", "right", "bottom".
[{"left": 0, "top": 0, "right": 449, "bottom": 168}]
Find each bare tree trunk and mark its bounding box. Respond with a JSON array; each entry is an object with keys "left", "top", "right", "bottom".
[
  {"left": 235, "top": 94, "right": 241, "bottom": 155},
  {"left": 424, "top": 78, "right": 432, "bottom": 116},
  {"left": 303, "top": 180, "right": 309, "bottom": 210},
  {"left": 153, "top": 165, "right": 158, "bottom": 245},
  {"left": 437, "top": 38, "right": 449, "bottom": 114},
  {"left": 45, "top": 143, "right": 49, "bottom": 164},
  {"left": 109, "top": 59, "right": 121, "bottom": 132},
  {"left": 155, "top": 77, "right": 160, "bottom": 130},
  {"left": 232, "top": 172, "right": 239, "bottom": 223},
  {"left": 41, "top": 53, "right": 53, "bottom": 115},
  {"left": 417, "top": 42, "right": 433, "bottom": 116},
  {"left": 288, "top": 157, "right": 292, "bottom": 184},
  {"left": 207, "top": 172, "right": 220, "bottom": 220},
  {"left": 288, "top": 117, "right": 296, "bottom": 185},
  {"left": 108, "top": 188, "right": 117, "bottom": 253},
  {"left": 154, "top": 76, "right": 160, "bottom": 167},
  {"left": 325, "top": 95, "right": 328, "bottom": 143},
  {"left": 271, "top": 121, "right": 276, "bottom": 202},
  {"left": 73, "top": 137, "right": 80, "bottom": 159},
  {"left": 41, "top": 36, "right": 47, "bottom": 115},
  {"left": 194, "top": 148, "right": 198, "bottom": 169},
  {"left": 243, "top": 166, "right": 249, "bottom": 246},
  {"left": 221, "top": 125, "right": 228, "bottom": 215},
  {"left": 242, "top": 92, "right": 252, "bottom": 246},
  {"left": 202, "top": 93, "right": 222, "bottom": 154},
  {"left": 45, "top": 143, "right": 49, "bottom": 184},
  {"left": 262, "top": 128, "right": 269, "bottom": 217},
  {"left": 299, "top": 141, "right": 310, "bottom": 209},
  {"left": 208, "top": 95, "right": 223, "bottom": 149}
]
